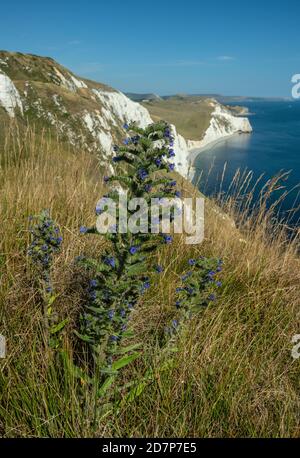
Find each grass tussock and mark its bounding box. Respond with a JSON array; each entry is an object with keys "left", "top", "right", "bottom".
[{"left": 0, "top": 126, "right": 299, "bottom": 438}]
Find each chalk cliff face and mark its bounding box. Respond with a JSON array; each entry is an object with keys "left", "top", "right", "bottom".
[
  {"left": 187, "top": 100, "right": 252, "bottom": 151},
  {"left": 0, "top": 52, "right": 252, "bottom": 180}
]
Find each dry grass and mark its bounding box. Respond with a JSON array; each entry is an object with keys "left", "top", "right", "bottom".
[{"left": 0, "top": 125, "right": 299, "bottom": 437}]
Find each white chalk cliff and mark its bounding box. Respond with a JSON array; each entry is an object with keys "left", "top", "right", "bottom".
[{"left": 0, "top": 52, "right": 252, "bottom": 182}]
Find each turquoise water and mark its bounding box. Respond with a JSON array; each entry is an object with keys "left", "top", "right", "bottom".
[{"left": 192, "top": 101, "right": 300, "bottom": 226}]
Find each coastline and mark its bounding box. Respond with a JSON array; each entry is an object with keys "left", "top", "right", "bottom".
[{"left": 188, "top": 131, "right": 250, "bottom": 165}]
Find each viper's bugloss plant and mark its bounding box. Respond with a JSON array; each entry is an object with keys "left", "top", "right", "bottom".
[
  {"left": 164, "top": 257, "right": 223, "bottom": 338},
  {"left": 76, "top": 121, "right": 181, "bottom": 375},
  {"left": 28, "top": 210, "right": 67, "bottom": 350}
]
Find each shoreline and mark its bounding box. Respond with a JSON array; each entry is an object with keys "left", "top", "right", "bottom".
[{"left": 188, "top": 131, "right": 249, "bottom": 165}]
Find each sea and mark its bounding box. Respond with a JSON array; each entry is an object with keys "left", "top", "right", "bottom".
[{"left": 192, "top": 101, "right": 300, "bottom": 227}]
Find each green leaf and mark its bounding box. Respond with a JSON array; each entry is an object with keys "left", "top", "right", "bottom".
[
  {"left": 73, "top": 330, "right": 94, "bottom": 343},
  {"left": 115, "top": 343, "right": 142, "bottom": 355},
  {"left": 98, "top": 375, "right": 116, "bottom": 397},
  {"left": 50, "top": 318, "right": 68, "bottom": 334},
  {"left": 112, "top": 352, "right": 140, "bottom": 371}
]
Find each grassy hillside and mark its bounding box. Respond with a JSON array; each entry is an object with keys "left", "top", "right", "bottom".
[
  {"left": 142, "top": 96, "right": 214, "bottom": 141},
  {"left": 0, "top": 127, "right": 299, "bottom": 437}
]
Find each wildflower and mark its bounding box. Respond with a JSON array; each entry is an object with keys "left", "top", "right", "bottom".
[
  {"left": 155, "top": 158, "right": 162, "bottom": 166},
  {"left": 80, "top": 226, "right": 88, "bottom": 234},
  {"left": 176, "top": 287, "right": 184, "bottom": 292},
  {"left": 175, "top": 300, "right": 181, "bottom": 308},
  {"left": 208, "top": 293, "right": 216, "bottom": 301},
  {"left": 123, "top": 123, "right": 129, "bottom": 130},
  {"left": 169, "top": 140, "right": 174, "bottom": 147},
  {"left": 188, "top": 259, "right": 196, "bottom": 266},
  {"left": 123, "top": 138, "right": 130, "bottom": 145},
  {"left": 172, "top": 319, "right": 178, "bottom": 328},
  {"left": 216, "top": 266, "right": 222, "bottom": 272},
  {"left": 103, "top": 176, "right": 110, "bottom": 183},
  {"left": 137, "top": 169, "right": 148, "bottom": 181},
  {"left": 168, "top": 163, "right": 175, "bottom": 172},
  {"left": 186, "top": 287, "right": 194, "bottom": 295},
  {"left": 46, "top": 286, "right": 52, "bottom": 293},
  {"left": 120, "top": 309, "right": 126, "bottom": 318},
  {"left": 90, "top": 279, "right": 97, "bottom": 288},
  {"left": 164, "top": 128, "right": 171, "bottom": 138},
  {"left": 110, "top": 335, "right": 118, "bottom": 342},
  {"left": 104, "top": 256, "right": 116, "bottom": 268},
  {"left": 144, "top": 184, "right": 152, "bottom": 192},
  {"left": 129, "top": 246, "right": 138, "bottom": 255},
  {"left": 216, "top": 281, "right": 222, "bottom": 287},
  {"left": 155, "top": 265, "right": 164, "bottom": 273},
  {"left": 108, "top": 310, "right": 115, "bottom": 320},
  {"left": 143, "top": 281, "right": 150, "bottom": 289},
  {"left": 163, "top": 235, "right": 173, "bottom": 244},
  {"left": 168, "top": 149, "right": 175, "bottom": 158},
  {"left": 127, "top": 303, "right": 133, "bottom": 310},
  {"left": 175, "top": 191, "right": 181, "bottom": 198},
  {"left": 169, "top": 180, "right": 176, "bottom": 187}
]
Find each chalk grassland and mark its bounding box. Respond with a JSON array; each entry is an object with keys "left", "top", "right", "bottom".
[
  {"left": 0, "top": 125, "right": 299, "bottom": 437},
  {"left": 142, "top": 96, "right": 214, "bottom": 141}
]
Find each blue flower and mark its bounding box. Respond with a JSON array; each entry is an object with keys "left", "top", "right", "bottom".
[
  {"left": 164, "top": 128, "right": 171, "bottom": 138},
  {"left": 90, "top": 279, "right": 97, "bottom": 288},
  {"left": 143, "top": 281, "right": 150, "bottom": 289},
  {"left": 208, "top": 293, "right": 216, "bottom": 301},
  {"left": 79, "top": 226, "right": 88, "bottom": 234},
  {"left": 112, "top": 156, "right": 122, "bottom": 163},
  {"left": 103, "top": 176, "right": 110, "bottom": 183},
  {"left": 163, "top": 235, "right": 173, "bottom": 244},
  {"left": 175, "top": 191, "right": 181, "bottom": 198},
  {"left": 169, "top": 140, "right": 174, "bottom": 147},
  {"left": 155, "top": 158, "right": 162, "bottom": 166},
  {"left": 110, "top": 335, "right": 118, "bottom": 342},
  {"left": 120, "top": 309, "right": 126, "bottom": 318},
  {"left": 127, "top": 303, "right": 133, "bottom": 310},
  {"left": 168, "top": 163, "right": 175, "bottom": 171},
  {"left": 172, "top": 319, "right": 178, "bottom": 328},
  {"left": 175, "top": 300, "right": 181, "bottom": 308},
  {"left": 138, "top": 169, "right": 148, "bottom": 181},
  {"left": 129, "top": 246, "right": 138, "bottom": 255},
  {"left": 155, "top": 265, "right": 164, "bottom": 273},
  {"left": 123, "top": 123, "right": 129, "bottom": 130},
  {"left": 188, "top": 259, "right": 196, "bottom": 266},
  {"left": 104, "top": 256, "right": 116, "bottom": 268},
  {"left": 216, "top": 281, "right": 222, "bottom": 287},
  {"left": 144, "top": 184, "right": 152, "bottom": 192},
  {"left": 46, "top": 286, "right": 52, "bottom": 293},
  {"left": 108, "top": 310, "right": 115, "bottom": 320},
  {"left": 95, "top": 205, "right": 103, "bottom": 215},
  {"left": 168, "top": 149, "right": 175, "bottom": 158},
  {"left": 216, "top": 266, "right": 222, "bottom": 272},
  {"left": 123, "top": 137, "right": 130, "bottom": 145}
]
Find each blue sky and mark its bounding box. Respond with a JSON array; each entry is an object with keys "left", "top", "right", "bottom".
[{"left": 1, "top": 0, "right": 300, "bottom": 96}]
